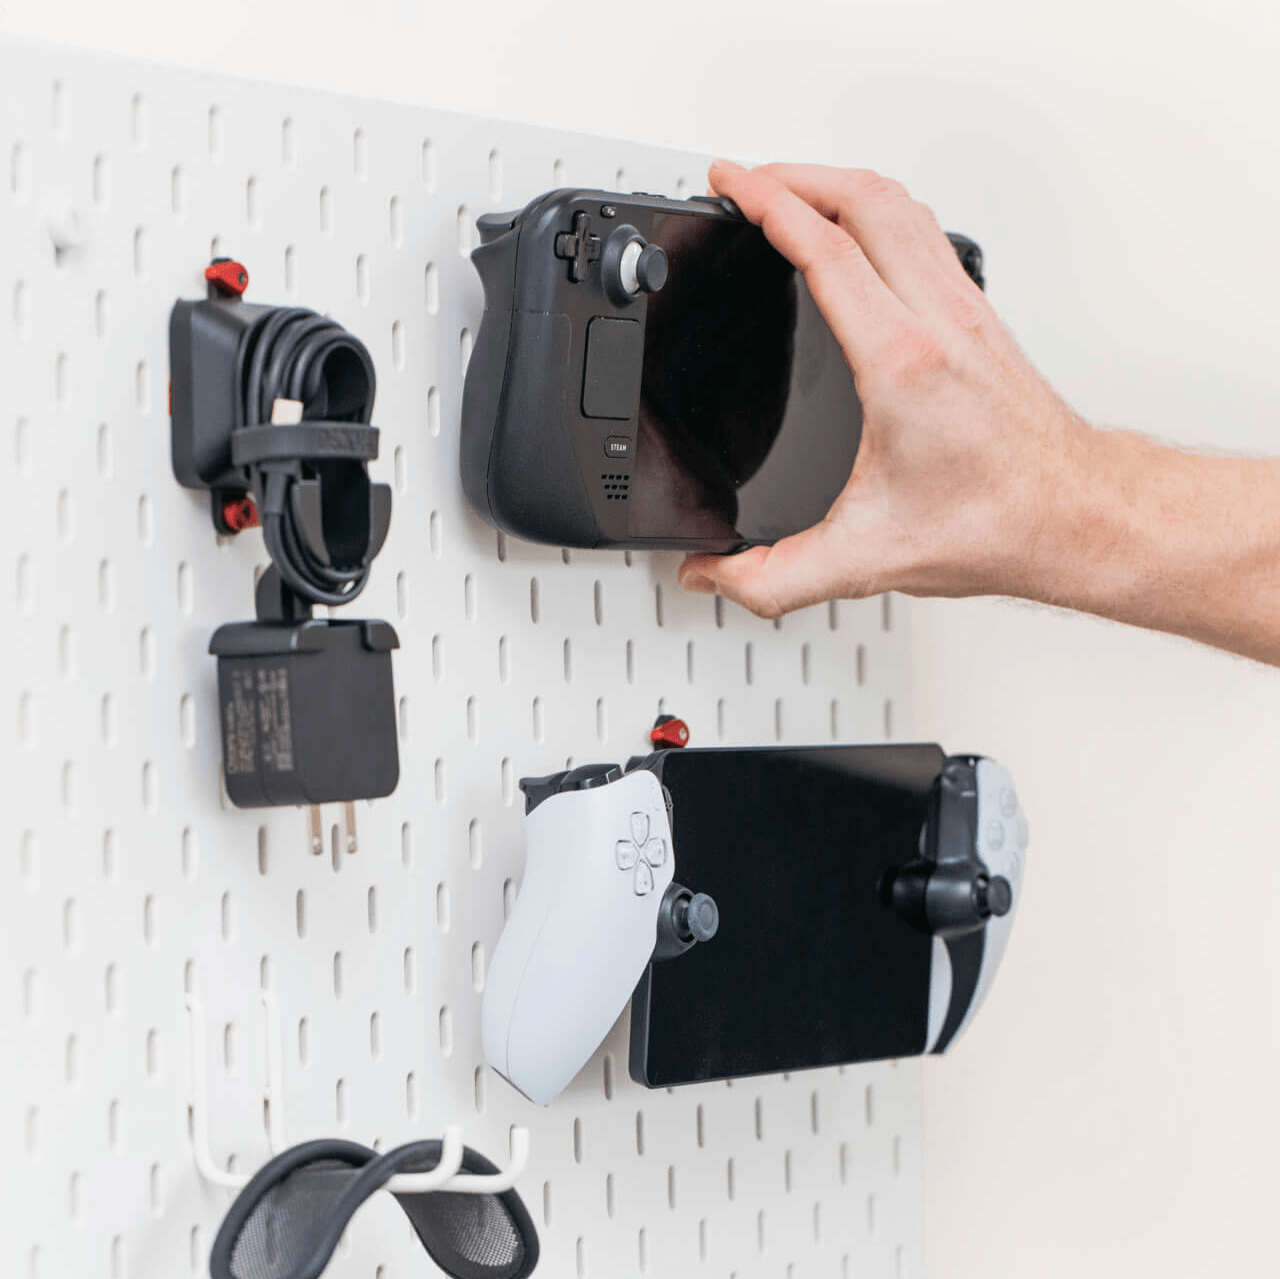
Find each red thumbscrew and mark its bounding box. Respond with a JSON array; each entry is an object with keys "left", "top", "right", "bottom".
[
  {"left": 205, "top": 258, "right": 250, "bottom": 297},
  {"left": 650, "top": 714, "right": 690, "bottom": 748},
  {"left": 220, "top": 494, "right": 260, "bottom": 533}
]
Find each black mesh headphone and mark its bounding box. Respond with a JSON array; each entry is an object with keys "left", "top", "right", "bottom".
[{"left": 209, "top": 1138, "right": 539, "bottom": 1279}]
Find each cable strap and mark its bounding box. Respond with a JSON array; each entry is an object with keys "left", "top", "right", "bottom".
[{"left": 231, "top": 422, "right": 380, "bottom": 467}]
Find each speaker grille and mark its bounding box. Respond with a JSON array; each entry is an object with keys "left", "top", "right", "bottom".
[{"left": 602, "top": 473, "right": 630, "bottom": 502}]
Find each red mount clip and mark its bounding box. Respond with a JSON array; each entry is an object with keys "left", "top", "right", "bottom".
[
  {"left": 650, "top": 714, "right": 690, "bottom": 748},
  {"left": 205, "top": 258, "right": 250, "bottom": 298},
  {"left": 218, "top": 493, "right": 260, "bottom": 533}
]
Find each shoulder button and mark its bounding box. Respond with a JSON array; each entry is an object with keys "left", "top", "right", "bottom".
[{"left": 558, "top": 763, "right": 621, "bottom": 791}]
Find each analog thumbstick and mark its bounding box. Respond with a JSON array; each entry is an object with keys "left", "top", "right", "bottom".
[
  {"left": 653, "top": 884, "right": 720, "bottom": 960},
  {"left": 634, "top": 243, "right": 668, "bottom": 292},
  {"left": 604, "top": 226, "right": 669, "bottom": 303},
  {"left": 618, "top": 239, "right": 667, "bottom": 295},
  {"left": 680, "top": 892, "right": 720, "bottom": 942},
  {"left": 976, "top": 875, "right": 1013, "bottom": 918}
]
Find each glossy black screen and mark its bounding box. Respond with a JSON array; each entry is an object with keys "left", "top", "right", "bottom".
[
  {"left": 627, "top": 213, "right": 861, "bottom": 544},
  {"left": 636, "top": 744, "right": 943, "bottom": 1086}
]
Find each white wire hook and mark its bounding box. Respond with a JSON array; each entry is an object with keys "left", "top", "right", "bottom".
[
  {"left": 382, "top": 1124, "right": 466, "bottom": 1193},
  {"left": 385, "top": 1125, "right": 531, "bottom": 1195},
  {"left": 186, "top": 992, "right": 531, "bottom": 1195},
  {"left": 186, "top": 991, "right": 266, "bottom": 1189}
]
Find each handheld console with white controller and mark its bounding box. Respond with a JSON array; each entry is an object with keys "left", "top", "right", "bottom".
[
  {"left": 460, "top": 188, "right": 984, "bottom": 551},
  {"left": 483, "top": 746, "right": 1025, "bottom": 1103},
  {"left": 624, "top": 744, "right": 1027, "bottom": 1088},
  {"left": 481, "top": 764, "right": 719, "bottom": 1106}
]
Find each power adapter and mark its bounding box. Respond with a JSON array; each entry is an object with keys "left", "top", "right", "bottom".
[
  {"left": 210, "top": 567, "right": 399, "bottom": 809},
  {"left": 170, "top": 259, "right": 400, "bottom": 829}
]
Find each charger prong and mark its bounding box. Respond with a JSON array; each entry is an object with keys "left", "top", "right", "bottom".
[
  {"left": 344, "top": 802, "right": 358, "bottom": 854},
  {"left": 308, "top": 806, "right": 324, "bottom": 855}
]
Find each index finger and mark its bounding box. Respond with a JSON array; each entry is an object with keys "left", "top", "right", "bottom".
[
  {"left": 752, "top": 162, "right": 985, "bottom": 320},
  {"left": 708, "top": 160, "right": 915, "bottom": 368}
]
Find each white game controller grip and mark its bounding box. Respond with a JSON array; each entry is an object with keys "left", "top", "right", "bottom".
[
  {"left": 482, "top": 769, "right": 675, "bottom": 1105},
  {"left": 925, "top": 758, "right": 1027, "bottom": 1052}
]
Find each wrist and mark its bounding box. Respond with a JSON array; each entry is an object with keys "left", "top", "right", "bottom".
[{"left": 1007, "top": 417, "right": 1135, "bottom": 612}]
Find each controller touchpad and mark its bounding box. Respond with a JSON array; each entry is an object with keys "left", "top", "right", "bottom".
[{"left": 582, "top": 317, "right": 643, "bottom": 420}]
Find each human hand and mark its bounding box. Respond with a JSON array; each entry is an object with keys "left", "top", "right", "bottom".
[{"left": 677, "top": 161, "right": 1087, "bottom": 618}]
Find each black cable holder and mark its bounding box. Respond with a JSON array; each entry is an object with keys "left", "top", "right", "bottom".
[{"left": 171, "top": 262, "right": 401, "bottom": 809}]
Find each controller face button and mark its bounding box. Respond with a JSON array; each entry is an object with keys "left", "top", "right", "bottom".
[
  {"left": 630, "top": 812, "right": 650, "bottom": 845},
  {"left": 642, "top": 837, "right": 667, "bottom": 868},
  {"left": 986, "top": 819, "right": 1006, "bottom": 851},
  {"left": 615, "top": 839, "right": 639, "bottom": 870},
  {"left": 634, "top": 862, "right": 655, "bottom": 896},
  {"left": 1000, "top": 787, "right": 1018, "bottom": 818}
]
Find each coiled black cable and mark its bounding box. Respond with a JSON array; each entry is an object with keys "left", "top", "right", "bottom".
[{"left": 232, "top": 307, "right": 380, "bottom": 608}]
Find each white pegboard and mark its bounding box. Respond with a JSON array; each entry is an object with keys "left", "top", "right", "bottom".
[{"left": 1, "top": 38, "right": 924, "bottom": 1279}]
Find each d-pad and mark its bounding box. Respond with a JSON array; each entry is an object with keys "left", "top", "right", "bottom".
[
  {"left": 553, "top": 211, "right": 601, "bottom": 282},
  {"left": 615, "top": 810, "right": 669, "bottom": 897}
]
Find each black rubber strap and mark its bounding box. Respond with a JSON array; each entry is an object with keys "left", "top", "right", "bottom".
[{"left": 231, "top": 422, "right": 380, "bottom": 468}]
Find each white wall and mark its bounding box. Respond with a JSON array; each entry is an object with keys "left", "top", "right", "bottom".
[{"left": 6, "top": 2, "right": 1278, "bottom": 1274}]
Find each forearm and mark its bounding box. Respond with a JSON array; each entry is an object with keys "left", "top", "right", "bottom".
[{"left": 1013, "top": 425, "right": 1280, "bottom": 665}]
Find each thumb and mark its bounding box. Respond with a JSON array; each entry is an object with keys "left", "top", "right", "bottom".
[{"left": 677, "top": 521, "right": 847, "bottom": 619}]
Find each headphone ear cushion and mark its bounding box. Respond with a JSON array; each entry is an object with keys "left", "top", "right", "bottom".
[
  {"left": 210, "top": 1138, "right": 377, "bottom": 1279},
  {"left": 393, "top": 1145, "right": 541, "bottom": 1279}
]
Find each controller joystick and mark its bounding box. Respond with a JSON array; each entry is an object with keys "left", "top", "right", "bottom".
[
  {"left": 601, "top": 224, "right": 668, "bottom": 305},
  {"left": 653, "top": 883, "right": 720, "bottom": 961},
  {"left": 625, "top": 242, "right": 669, "bottom": 294},
  {"left": 682, "top": 892, "right": 720, "bottom": 942},
  {"left": 975, "top": 874, "right": 1013, "bottom": 919},
  {"left": 483, "top": 764, "right": 716, "bottom": 1105}
]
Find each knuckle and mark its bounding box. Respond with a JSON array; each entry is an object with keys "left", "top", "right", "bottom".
[
  {"left": 913, "top": 199, "right": 943, "bottom": 232},
  {"left": 732, "top": 576, "right": 786, "bottom": 621},
  {"left": 757, "top": 184, "right": 799, "bottom": 238},
  {"left": 749, "top": 593, "right": 785, "bottom": 621},
  {"left": 808, "top": 228, "right": 866, "bottom": 274},
  {"left": 842, "top": 168, "right": 908, "bottom": 203},
  {"left": 875, "top": 323, "right": 947, "bottom": 387},
  {"left": 796, "top": 220, "right": 863, "bottom": 279},
  {"left": 942, "top": 286, "right": 990, "bottom": 333}
]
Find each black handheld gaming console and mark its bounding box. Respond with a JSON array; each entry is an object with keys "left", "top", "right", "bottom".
[
  {"left": 460, "top": 188, "right": 984, "bottom": 552},
  {"left": 625, "top": 744, "right": 1025, "bottom": 1087}
]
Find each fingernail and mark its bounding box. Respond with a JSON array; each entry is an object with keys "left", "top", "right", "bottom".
[
  {"left": 709, "top": 158, "right": 744, "bottom": 174},
  {"left": 680, "top": 573, "right": 715, "bottom": 594}
]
